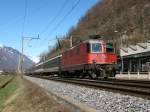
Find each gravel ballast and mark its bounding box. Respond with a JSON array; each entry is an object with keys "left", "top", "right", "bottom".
[{"left": 24, "top": 76, "right": 150, "bottom": 112}]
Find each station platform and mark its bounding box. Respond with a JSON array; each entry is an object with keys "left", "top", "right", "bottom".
[{"left": 116, "top": 73, "right": 150, "bottom": 80}]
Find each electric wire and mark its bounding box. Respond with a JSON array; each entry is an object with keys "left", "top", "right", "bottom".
[
  {"left": 39, "top": 0, "right": 69, "bottom": 36},
  {"left": 40, "top": 0, "right": 80, "bottom": 43},
  {"left": 37, "top": 0, "right": 81, "bottom": 61},
  {"left": 36, "top": 0, "right": 70, "bottom": 52},
  {"left": 0, "top": 0, "right": 49, "bottom": 30},
  {"left": 19, "top": 0, "right": 28, "bottom": 72},
  {"left": 21, "top": 0, "right": 28, "bottom": 36},
  {"left": 49, "top": 0, "right": 80, "bottom": 37}
]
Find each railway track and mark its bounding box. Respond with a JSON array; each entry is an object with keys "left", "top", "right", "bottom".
[
  {"left": 28, "top": 75, "right": 150, "bottom": 99},
  {"left": 49, "top": 78, "right": 150, "bottom": 98}
]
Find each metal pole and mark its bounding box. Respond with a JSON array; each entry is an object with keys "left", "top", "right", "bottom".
[
  {"left": 20, "top": 36, "right": 40, "bottom": 76},
  {"left": 149, "top": 71, "right": 150, "bottom": 80},
  {"left": 17, "top": 52, "right": 21, "bottom": 74},
  {"left": 70, "top": 36, "right": 72, "bottom": 48},
  {"left": 114, "top": 30, "right": 124, "bottom": 72},
  {"left": 21, "top": 37, "right": 24, "bottom": 76},
  {"left": 120, "top": 34, "right": 124, "bottom": 72}
]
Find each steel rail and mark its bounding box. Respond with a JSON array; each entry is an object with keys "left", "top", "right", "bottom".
[
  {"left": 27, "top": 75, "right": 150, "bottom": 98},
  {"left": 48, "top": 78, "right": 150, "bottom": 98},
  {"left": 68, "top": 78, "right": 150, "bottom": 88}
]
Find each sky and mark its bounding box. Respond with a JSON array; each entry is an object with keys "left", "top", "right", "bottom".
[{"left": 0, "top": 0, "right": 98, "bottom": 63}]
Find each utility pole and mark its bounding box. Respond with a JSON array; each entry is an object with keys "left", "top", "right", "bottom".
[
  {"left": 120, "top": 35, "right": 124, "bottom": 72},
  {"left": 21, "top": 37, "right": 24, "bottom": 75},
  {"left": 56, "top": 36, "right": 73, "bottom": 48},
  {"left": 114, "top": 30, "right": 124, "bottom": 72},
  {"left": 19, "top": 36, "right": 40, "bottom": 76},
  {"left": 70, "top": 36, "right": 72, "bottom": 48},
  {"left": 56, "top": 36, "right": 61, "bottom": 49},
  {"left": 18, "top": 53, "right": 21, "bottom": 74}
]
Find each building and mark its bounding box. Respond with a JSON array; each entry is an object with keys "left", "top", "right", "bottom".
[
  {"left": 0, "top": 70, "right": 3, "bottom": 74},
  {"left": 120, "top": 41, "right": 150, "bottom": 72}
]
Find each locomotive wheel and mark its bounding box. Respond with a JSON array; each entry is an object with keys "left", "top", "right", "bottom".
[
  {"left": 62, "top": 71, "right": 69, "bottom": 78},
  {"left": 88, "top": 71, "right": 97, "bottom": 79},
  {"left": 110, "top": 70, "right": 116, "bottom": 78},
  {"left": 102, "top": 69, "right": 108, "bottom": 80},
  {"left": 91, "top": 73, "right": 97, "bottom": 79},
  {"left": 104, "top": 77, "right": 108, "bottom": 80},
  {"left": 80, "top": 74, "right": 85, "bottom": 79}
]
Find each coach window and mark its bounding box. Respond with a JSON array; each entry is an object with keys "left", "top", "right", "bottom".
[
  {"left": 106, "top": 43, "right": 114, "bottom": 53},
  {"left": 91, "top": 43, "right": 101, "bottom": 53},
  {"left": 86, "top": 43, "right": 90, "bottom": 53}
]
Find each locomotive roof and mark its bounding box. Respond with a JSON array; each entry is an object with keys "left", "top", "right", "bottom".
[
  {"left": 63, "top": 39, "right": 106, "bottom": 53},
  {"left": 83, "top": 39, "right": 105, "bottom": 43},
  {"left": 43, "top": 55, "right": 62, "bottom": 63}
]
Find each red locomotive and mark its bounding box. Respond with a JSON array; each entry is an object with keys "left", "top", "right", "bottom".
[
  {"left": 61, "top": 39, "right": 117, "bottom": 78},
  {"left": 28, "top": 39, "right": 117, "bottom": 79}
]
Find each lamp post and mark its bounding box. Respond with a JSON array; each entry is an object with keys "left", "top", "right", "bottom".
[{"left": 20, "top": 36, "right": 40, "bottom": 75}]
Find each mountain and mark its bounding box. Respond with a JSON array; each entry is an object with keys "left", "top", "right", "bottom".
[
  {"left": 0, "top": 44, "right": 35, "bottom": 71},
  {"left": 67, "top": 0, "right": 150, "bottom": 52},
  {"left": 41, "top": 0, "right": 150, "bottom": 59}
]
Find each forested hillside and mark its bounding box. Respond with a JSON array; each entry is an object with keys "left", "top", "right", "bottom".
[{"left": 40, "top": 0, "right": 150, "bottom": 61}]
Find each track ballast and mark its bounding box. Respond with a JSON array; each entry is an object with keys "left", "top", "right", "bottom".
[{"left": 28, "top": 75, "right": 150, "bottom": 99}]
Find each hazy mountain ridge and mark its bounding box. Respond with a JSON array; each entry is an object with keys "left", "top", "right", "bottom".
[{"left": 0, "top": 44, "right": 35, "bottom": 71}]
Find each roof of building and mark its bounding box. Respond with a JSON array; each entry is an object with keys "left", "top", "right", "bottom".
[{"left": 120, "top": 40, "right": 150, "bottom": 57}]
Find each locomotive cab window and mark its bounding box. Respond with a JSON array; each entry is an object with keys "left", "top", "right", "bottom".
[
  {"left": 106, "top": 43, "right": 114, "bottom": 53},
  {"left": 91, "top": 43, "right": 101, "bottom": 53},
  {"left": 86, "top": 43, "right": 90, "bottom": 53}
]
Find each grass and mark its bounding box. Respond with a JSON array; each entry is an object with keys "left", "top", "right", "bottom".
[
  {"left": 0, "top": 75, "right": 14, "bottom": 87},
  {"left": 0, "top": 75, "right": 18, "bottom": 111}
]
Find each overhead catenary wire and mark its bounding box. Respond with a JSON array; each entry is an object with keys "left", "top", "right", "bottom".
[
  {"left": 34, "top": 0, "right": 69, "bottom": 55},
  {"left": 48, "top": 0, "right": 80, "bottom": 36},
  {"left": 36, "top": 0, "right": 81, "bottom": 61},
  {"left": 21, "top": 0, "right": 28, "bottom": 36},
  {"left": 18, "top": 0, "right": 28, "bottom": 73},
  {"left": 39, "top": 0, "right": 69, "bottom": 36},
  {"left": 40, "top": 0, "right": 80, "bottom": 46},
  {"left": 0, "top": 0, "right": 49, "bottom": 31}
]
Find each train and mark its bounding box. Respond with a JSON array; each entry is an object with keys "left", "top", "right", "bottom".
[{"left": 26, "top": 39, "right": 118, "bottom": 79}]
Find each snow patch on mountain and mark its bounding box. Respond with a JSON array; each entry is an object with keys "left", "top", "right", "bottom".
[
  {"left": 0, "top": 44, "right": 4, "bottom": 48},
  {"left": 0, "top": 44, "right": 35, "bottom": 71}
]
